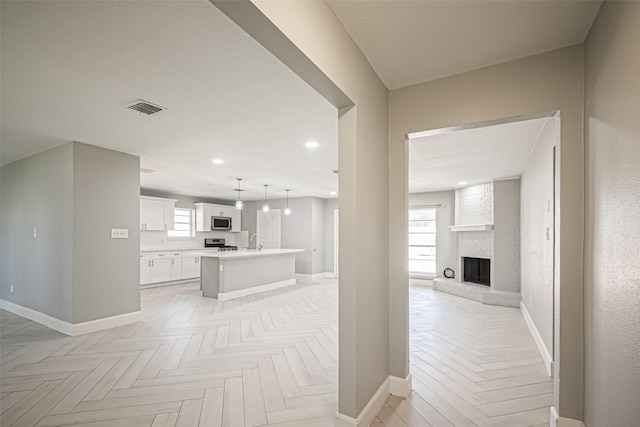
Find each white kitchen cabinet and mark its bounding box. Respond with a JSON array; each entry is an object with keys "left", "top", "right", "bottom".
[
  {"left": 150, "top": 252, "right": 171, "bottom": 283},
  {"left": 194, "top": 202, "right": 241, "bottom": 232},
  {"left": 195, "top": 203, "right": 212, "bottom": 232},
  {"left": 229, "top": 208, "right": 241, "bottom": 232},
  {"left": 182, "top": 255, "right": 201, "bottom": 279},
  {"left": 140, "top": 196, "right": 177, "bottom": 231},
  {"left": 170, "top": 251, "right": 182, "bottom": 281},
  {"left": 140, "top": 253, "right": 151, "bottom": 285}
]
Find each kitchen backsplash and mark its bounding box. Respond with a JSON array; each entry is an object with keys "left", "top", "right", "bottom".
[{"left": 140, "top": 231, "right": 237, "bottom": 251}]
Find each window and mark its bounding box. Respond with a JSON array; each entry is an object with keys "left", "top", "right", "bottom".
[
  {"left": 167, "top": 208, "right": 195, "bottom": 238},
  {"left": 408, "top": 207, "right": 437, "bottom": 276}
]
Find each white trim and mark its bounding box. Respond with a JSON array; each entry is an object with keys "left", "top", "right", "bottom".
[
  {"left": 73, "top": 311, "right": 142, "bottom": 336},
  {"left": 0, "top": 299, "right": 141, "bottom": 336},
  {"left": 390, "top": 374, "right": 412, "bottom": 398},
  {"left": 550, "top": 407, "right": 585, "bottom": 427},
  {"left": 140, "top": 278, "right": 199, "bottom": 289},
  {"left": 324, "top": 272, "right": 336, "bottom": 278},
  {"left": 449, "top": 224, "right": 494, "bottom": 232},
  {"left": 217, "top": 278, "right": 296, "bottom": 301},
  {"left": 295, "top": 273, "right": 326, "bottom": 283},
  {"left": 335, "top": 377, "right": 390, "bottom": 427},
  {"left": 520, "top": 301, "right": 554, "bottom": 377}
]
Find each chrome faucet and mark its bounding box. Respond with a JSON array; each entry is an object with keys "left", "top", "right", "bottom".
[{"left": 250, "top": 233, "right": 263, "bottom": 251}]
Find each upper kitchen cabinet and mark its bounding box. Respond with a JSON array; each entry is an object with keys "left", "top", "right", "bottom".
[
  {"left": 195, "top": 203, "right": 241, "bottom": 232},
  {"left": 140, "top": 196, "right": 177, "bottom": 231}
]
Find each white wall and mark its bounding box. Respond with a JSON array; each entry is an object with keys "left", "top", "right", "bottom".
[
  {"left": 521, "top": 118, "right": 558, "bottom": 354},
  {"left": 409, "top": 191, "right": 456, "bottom": 277},
  {"left": 584, "top": 2, "right": 640, "bottom": 425}
]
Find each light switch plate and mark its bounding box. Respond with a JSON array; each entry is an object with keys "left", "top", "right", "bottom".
[{"left": 111, "top": 228, "right": 129, "bottom": 239}]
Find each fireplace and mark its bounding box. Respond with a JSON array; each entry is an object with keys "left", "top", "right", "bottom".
[{"left": 463, "top": 257, "right": 490, "bottom": 286}]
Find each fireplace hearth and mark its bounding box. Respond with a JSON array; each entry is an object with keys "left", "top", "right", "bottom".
[{"left": 463, "top": 257, "right": 490, "bottom": 286}]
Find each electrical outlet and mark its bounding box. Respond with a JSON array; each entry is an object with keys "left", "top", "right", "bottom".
[
  {"left": 111, "top": 228, "right": 129, "bottom": 239},
  {"left": 10, "top": 285, "right": 14, "bottom": 293}
]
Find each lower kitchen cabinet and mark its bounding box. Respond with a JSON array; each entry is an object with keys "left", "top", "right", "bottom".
[
  {"left": 140, "top": 253, "right": 151, "bottom": 285},
  {"left": 170, "top": 252, "right": 182, "bottom": 281},
  {"left": 181, "top": 255, "right": 201, "bottom": 279},
  {"left": 150, "top": 252, "right": 171, "bottom": 283},
  {"left": 141, "top": 251, "right": 201, "bottom": 285}
]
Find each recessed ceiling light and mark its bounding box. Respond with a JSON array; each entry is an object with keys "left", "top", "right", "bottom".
[
  {"left": 305, "top": 141, "right": 319, "bottom": 149},
  {"left": 212, "top": 158, "right": 224, "bottom": 165},
  {"left": 330, "top": 191, "right": 337, "bottom": 196},
  {"left": 458, "top": 181, "right": 467, "bottom": 186}
]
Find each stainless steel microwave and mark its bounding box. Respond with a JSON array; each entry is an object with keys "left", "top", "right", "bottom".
[{"left": 211, "top": 216, "right": 231, "bottom": 231}]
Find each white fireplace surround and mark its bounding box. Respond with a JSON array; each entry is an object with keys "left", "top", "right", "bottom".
[{"left": 434, "top": 180, "right": 521, "bottom": 308}]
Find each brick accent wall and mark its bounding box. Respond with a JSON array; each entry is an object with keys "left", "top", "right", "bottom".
[{"left": 455, "top": 180, "right": 520, "bottom": 293}]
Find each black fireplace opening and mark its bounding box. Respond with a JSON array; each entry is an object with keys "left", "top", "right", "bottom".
[{"left": 463, "top": 257, "right": 490, "bottom": 286}]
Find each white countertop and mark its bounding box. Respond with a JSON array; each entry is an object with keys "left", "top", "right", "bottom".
[{"left": 186, "top": 248, "right": 304, "bottom": 259}]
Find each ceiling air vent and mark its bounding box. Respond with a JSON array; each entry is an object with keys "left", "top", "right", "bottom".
[{"left": 125, "top": 100, "right": 165, "bottom": 115}]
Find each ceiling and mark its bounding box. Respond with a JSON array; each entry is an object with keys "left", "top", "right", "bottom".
[
  {"left": 1, "top": 1, "right": 602, "bottom": 201},
  {"left": 328, "top": 0, "right": 602, "bottom": 90},
  {"left": 1, "top": 1, "right": 338, "bottom": 201},
  {"left": 409, "top": 117, "right": 550, "bottom": 194}
]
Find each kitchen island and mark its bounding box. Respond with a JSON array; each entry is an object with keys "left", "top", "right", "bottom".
[{"left": 186, "top": 249, "right": 304, "bottom": 301}]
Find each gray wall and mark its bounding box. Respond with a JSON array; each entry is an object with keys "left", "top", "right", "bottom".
[
  {"left": 323, "top": 198, "right": 338, "bottom": 274},
  {"left": 241, "top": 196, "right": 329, "bottom": 275},
  {"left": 390, "top": 46, "right": 585, "bottom": 419},
  {"left": 73, "top": 143, "right": 140, "bottom": 323},
  {"left": 1, "top": 142, "right": 141, "bottom": 325},
  {"left": 521, "top": 119, "right": 558, "bottom": 355},
  {"left": 311, "top": 197, "right": 325, "bottom": 274},
  {"left": 493, "top": 178, "right": 521, "bottom": 293},
  {"left": 1, "top": 143, "right": 74, "bottom": 322},
  {"left": 409, "top": 191, "right": 456, "bottom": 277},
  {"left": 584, "top": 2, "right": 640, "bottom": 426}
]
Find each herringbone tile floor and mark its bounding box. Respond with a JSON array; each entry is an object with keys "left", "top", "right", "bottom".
[
  {"left": 1, "top": 280, "right": 551, "bottom": 427},
  {"left": 1, "top": 280, "right": 338, "bottom": 427},
  {"left": 372, "top": 285, "right": 552, "bottom": 427}
]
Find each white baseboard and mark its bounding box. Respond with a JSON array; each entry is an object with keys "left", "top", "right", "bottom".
[
  {"left": 324, "top": 272, "right": 337, "bottom": 278},
  {"left": 217, "top": 279, "right": 296, "bottom": 301},
  {"left": 390, "top": 374, "right": 412, "bottom": 398},
  {"left": 0, "top": 299, "right": 141, "bottom": 336},
  {"left": 550, "top": 407, "right": 585, "bottom": 427},
  {"left": 295, "top": 273, "right": 326, "bottom": 283},
  {"left": 335, "top": 374, "right": 412, "bottom": 426},
  {"left": 520, "top": 301, "right": 554, "bottom": 377},
  {"left": 336, "top": 377, "right": 390, "bottom": 427}
]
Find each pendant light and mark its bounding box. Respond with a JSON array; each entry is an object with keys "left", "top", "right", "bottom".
[
  {"left": 234, "top": 178, "right": 243, "bottom": 210},
  {"left": 262, "top": 185, "right": 270, "bottom": 212},
  {"left": 284, "top": 189, "right": 291, "bottom": 215}
]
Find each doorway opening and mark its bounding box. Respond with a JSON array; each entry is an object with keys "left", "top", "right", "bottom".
[{"left": 406, "top": 110, "right": 560, "bottom": 387}]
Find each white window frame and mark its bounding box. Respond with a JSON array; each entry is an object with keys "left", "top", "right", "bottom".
[
  {"left": 167, "top": 208, "right": 195, "bottom": 239},
  {"left": 408, "top": 207, "right": 437, "bottom": 277}
]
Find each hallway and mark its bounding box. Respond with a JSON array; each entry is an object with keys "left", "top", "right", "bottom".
[{"left": 374, "top": 285, "right": 551, "bottom": 427}]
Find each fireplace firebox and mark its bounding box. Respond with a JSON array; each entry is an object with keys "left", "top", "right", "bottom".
[{"left": 463, "top": 257, "right": 490, "bottom": 286}]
